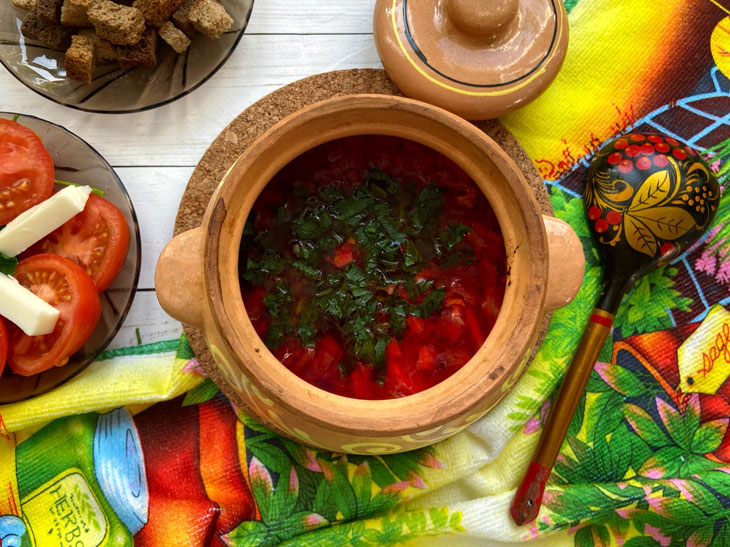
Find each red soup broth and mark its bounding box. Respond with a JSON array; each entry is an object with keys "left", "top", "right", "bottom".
[{"left": 239, "top": 135, "right": 506, "bottom": 399}]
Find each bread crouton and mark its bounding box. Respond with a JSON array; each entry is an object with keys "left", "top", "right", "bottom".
[
  {"left": 170, "top": 0, "right": 195, "bottom": 36},
  {"left": 65, "top": 34, "right": 95, "bottom": 83},
  {"left": 115, "top": 26, "right": 158, "bottom": 68},
  {"left": 11, "top": 0, "right": 37, "bottom": 11},
  {"left": 188, "top": 0, "right": 231, "bottom": 39},
  {"left": 158, "top": 20, "right": 189, "bottom": 53},
  {"left": 78, "top": 28, "right": 117, "bottom": 63},
  {"left": 36, "top": 0, "right": 62, "bottom": 21},
  {"left": 132, "top": 0, "right": 182, "bottom": 25},
  {"left": 87, "top": 0, "right": 146, "bottom": 45},
  {"left": 60, "top": 0, "right": 91, "bottom": 26},
  {"left": 21, "top": 11, "right": 73, "bottom": 50}
]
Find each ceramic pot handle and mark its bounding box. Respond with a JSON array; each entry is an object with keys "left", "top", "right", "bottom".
[
  {"left": 542, "top": 216, "right": 584, "bottom": 311},
  {"left": 155, "top": 227, "right": 205, "bottom": 328}
]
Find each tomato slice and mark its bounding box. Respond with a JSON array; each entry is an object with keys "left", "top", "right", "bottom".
[
  {"left": 7, "top": 254, "right": 101, "bottom": 376},
  {"left": 22, "top": 194, "right": 130, "bottom": 292},
  {"left": 0, "top": 119, "right": 54, "bottom": 225},
  {"left": 0, "top": 317, "right": 7, "bottom": 377}
]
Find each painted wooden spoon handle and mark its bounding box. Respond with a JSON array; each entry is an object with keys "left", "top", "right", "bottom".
[{"left": 510, "top": 308, "right": 614, "bottom": 526}]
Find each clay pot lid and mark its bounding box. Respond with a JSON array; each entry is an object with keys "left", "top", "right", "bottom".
[{"left": 373, "top": 0, "right": 569, "bottom": 120}]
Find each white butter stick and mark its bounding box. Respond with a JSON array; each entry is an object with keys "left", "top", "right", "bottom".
[
  {"left": 0, "top": 185, "right": 92, "bottom": 257},
  {"left": 0, "top": 273, "right": 59, "bottom": 336}
]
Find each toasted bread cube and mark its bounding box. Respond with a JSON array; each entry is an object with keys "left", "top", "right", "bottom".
[
  {"left": 88, "top": 0, "right": 145, "bottom": 45},
  {"left": 188, "top": 0, "right": 231, "bottom": 39},
  {"left": 36, "top": 0, "right": 62, "bottom": 21},
  {"left": 158, "top": 20, "right": 189, "bottom": 53},
  {"left": 132, "top": 0, "right": 182, "bottom": 25},
  {"left": 21, "top": 11, "right": 73, "bottom": 50},
  {"left": 65, "top": 34, "right": 95, "bottom": 83},
  {"left": 115, "top": 26, "right": 157, "bottom": 68},
  {"left": 60, "top": 0, "right": 91, "bottom": 26},
  {"left": 171, "top": 0, "right": 195, "bottom": 36},
  {"left": 78, "top": 28, "right": 117, "bottom": 63},
  {"left": 11, "top": 0, "right": 37, "bottom": 11}
]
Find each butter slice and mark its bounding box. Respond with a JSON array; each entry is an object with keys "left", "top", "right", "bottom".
[
  {"left": 0, "top": 273, "right": 59, "bottom": 336},
  {"left": 0, "top": 185, "right": 92, "bottom": 257}
]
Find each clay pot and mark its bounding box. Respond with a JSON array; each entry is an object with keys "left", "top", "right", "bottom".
[{"left": 155, "top": 95, "right": 584, "bottom": 455}]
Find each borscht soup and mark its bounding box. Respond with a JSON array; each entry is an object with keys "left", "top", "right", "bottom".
[{"left": 239, "top": 135, "right": 506, "bottom": 399}]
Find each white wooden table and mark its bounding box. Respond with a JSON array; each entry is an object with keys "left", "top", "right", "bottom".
[{"left": 0, "top": 0, "right": 382, "bottom": 349}]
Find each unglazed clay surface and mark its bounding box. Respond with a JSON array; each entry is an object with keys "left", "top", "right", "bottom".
[{"left": 373, "top": 0, "right": 569, "bottom": 119}]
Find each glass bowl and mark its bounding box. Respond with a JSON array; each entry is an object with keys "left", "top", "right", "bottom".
[
  {"left": 0, "top": 112, "right": 141, "bottom": 403},
  {"left": 0, "top": 0, "right": 254, "bottom": 113}
]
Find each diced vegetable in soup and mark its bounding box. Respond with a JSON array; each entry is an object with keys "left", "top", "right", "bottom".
[{"left": 240, "top": 136, "right": 506, "bottom": 399}]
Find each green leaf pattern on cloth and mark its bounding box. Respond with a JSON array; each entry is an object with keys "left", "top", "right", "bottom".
[{"left": 215, "top": 416, "right": 464, "bottom": 546}]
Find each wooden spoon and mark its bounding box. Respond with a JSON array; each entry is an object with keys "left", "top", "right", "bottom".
[{"left": 510, "top": 133, "right": 721, "bottom": 526}]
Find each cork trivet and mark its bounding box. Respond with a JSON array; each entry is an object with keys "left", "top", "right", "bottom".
[{"left": 173, "top": 69, "right": 553, "bottom": 409}]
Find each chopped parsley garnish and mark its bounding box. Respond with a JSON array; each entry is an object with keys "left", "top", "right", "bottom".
[
  {"left": 0, "top": 250, "right": 17, "bottom": 275},
  {"left": 241, "top": 168, "right": 473, "bottom": 372}
]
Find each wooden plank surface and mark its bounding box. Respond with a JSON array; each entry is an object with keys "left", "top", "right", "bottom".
[
  {"left": 107, "top": 291, "right": 183, "bottom": 349},
  {"left": 246, "top": 0, "right": 375, "bottom": 34},
  {"left": 1, "top": 35, "right": 382, "bottom": 167},
  {"left": 0, "top": 2, "right": 383, "bottom": 346},
  {"left": 118, "top": 167, "right": 193, "bottom": 289}
]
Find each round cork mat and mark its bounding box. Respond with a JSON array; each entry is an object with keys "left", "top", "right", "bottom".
[{"left": 173, "top": 68, "right": 553, "bottom": 407}]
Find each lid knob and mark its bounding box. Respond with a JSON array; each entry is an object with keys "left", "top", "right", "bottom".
[{"left": 446, "top": 0, "right": 519, "bottom": 42}]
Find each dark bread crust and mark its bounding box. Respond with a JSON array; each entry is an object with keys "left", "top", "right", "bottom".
[
  {"left": 65, "top": 34, "right": 95, "bottom": 83},
  {"left": 21, "top": 11, "right": 74, "bottom": 50},
  {"left": 132, "top": 0, "right": 182, "bottom": 25},
  {"left": 87, "top": 0, "right": 146, "bottom": 45},
  {"left": 78, "top": 28, "right": 117, "bottom": 63},
  {"left": 36, "top": 0, "right": 62, "bottom": 21},
  {"left": 170, "top": 0, "right": 196, "bottom": 37},
  {"left": 115, "top": 26, "right": 158, "bottom": 68}
]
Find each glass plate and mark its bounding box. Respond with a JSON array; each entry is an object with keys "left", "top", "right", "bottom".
[
  {"left": 0, "top": 112, "right": 141, "bottom": 403},
  {"left": 0, "top": 0, "right": 254, "bottom": 113}
]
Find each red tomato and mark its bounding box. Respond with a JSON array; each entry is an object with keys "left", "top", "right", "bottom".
[
  {"left": 0, "top": 317, "right": 7, "bottom": 377},
  {"left": 349, "top": 364, "right": 382, "bottom": 400},
  {"left": 383, "top": 339, "right": 430, "bottom": 396},
  {"left": 416, "top": 345, "right": 438, "bottom": 371},
  {"left": 312, "top": 334, "right": 343, "bottom": 375},
  {"left": 22, "top": 194, "right": 130, "bottom": 292},
  {"left": 439, "top": 346, "right": 472, "bottom": 369},
  {"left": 0, "top": 119, "right": 54, "bottom": 225},
  {"left": 289, "top": 346, "right": 316, "bottom": 376},
  {"left": 332, "top": 248, "right": 354, "bottom": 268},
  {"left": 437, "top": 305, "right": 465, "bottom": 343},
  {"left": 463, "top": 306, "right": 486, "bottom": 350},
  {"left": 243, "top": 287, "right": 269, "bottom": 338},
  {"left": 406, "top": 316, "right": 426, "bottom": 334},
  {"left": 7, "top": 254, "right": 101, "bottom": 376}
]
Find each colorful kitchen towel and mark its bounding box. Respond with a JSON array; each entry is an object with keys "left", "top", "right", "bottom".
[{"left": 3, "top": 0, "right": 730, "bottom": 545}]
